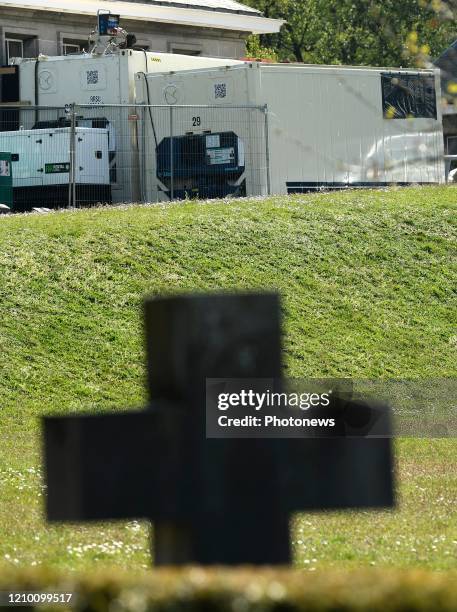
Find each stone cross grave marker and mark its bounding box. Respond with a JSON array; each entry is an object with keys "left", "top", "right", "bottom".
[{"left": 43, "top": 292, "right": 394, "bottom": 565}]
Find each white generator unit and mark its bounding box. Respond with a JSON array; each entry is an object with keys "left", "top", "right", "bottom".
[
  {"left": 137, "top": 62, "right": 445, "bottom": 200},
  {"left": 9, "top": 50, "right": 242, "bottom": 203},
  {"left": 0, "top": 127, "right": 110, "bottom": 210}
]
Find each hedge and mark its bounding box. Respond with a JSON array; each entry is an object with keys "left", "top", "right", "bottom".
[{"left": 0, "top": 568, "right": 456, "bottom": 611}]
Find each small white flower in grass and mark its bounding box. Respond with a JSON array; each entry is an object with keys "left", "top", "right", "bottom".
[{"left": 126, "top": 520, "right": 141, "bottom": 532}]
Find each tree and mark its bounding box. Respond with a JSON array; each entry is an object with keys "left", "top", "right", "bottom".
[
  {"left": 245, "top": 35, "right": 278, "bottom": 61},
  {"left": 244, "top": 0, "right": 457, "bottom": 67}
]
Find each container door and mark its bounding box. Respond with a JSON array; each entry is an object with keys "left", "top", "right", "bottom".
[
  {"left": 75, "top": 130, "right": 109, "bottom": 185},
  {"left": 40, "top": 130, "right": 70, "bottom": 185},
  {"left": 0, "top": 131, "right": 44, "bottom": 187},
  {"left": 0, "top": 152, "right": 13, "bottom": 207}
]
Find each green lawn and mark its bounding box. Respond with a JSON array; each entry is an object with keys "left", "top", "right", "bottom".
[{"left": 0, "top": 186, "right": 455, "bottom": 571}]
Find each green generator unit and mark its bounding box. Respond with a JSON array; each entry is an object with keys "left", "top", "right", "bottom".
[{"left": 0, "top": 151, "right": 13, "bottom": 210}]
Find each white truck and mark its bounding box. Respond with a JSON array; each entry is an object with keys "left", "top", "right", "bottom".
[{"left": 136, "top": 62, "right": 445, "bottom": 200}]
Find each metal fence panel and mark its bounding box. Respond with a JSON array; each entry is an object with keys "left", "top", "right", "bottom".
[
  {"left": 76, "top": 103, "right": 268, "bottom": 206},
  {"left": 0, "top": 103, "right": 268, "bottom": 211}
]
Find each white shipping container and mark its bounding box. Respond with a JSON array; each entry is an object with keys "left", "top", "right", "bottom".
[
  {"left": 137, "top": 62, "right": 445, "bottom": 199},
  {"left": 16, "top": 51, "right": 242, "bottom": 109}
]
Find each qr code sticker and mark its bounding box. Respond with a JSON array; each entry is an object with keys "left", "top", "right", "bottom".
[
  {"left": 87, "top": 70, "right": 99, "bottom": 85},
  {"left": 214, "top": 83, "right": 227, "bottom": 99}
]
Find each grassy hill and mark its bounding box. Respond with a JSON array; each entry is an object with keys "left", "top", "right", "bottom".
[{"left": 0, "top": 186, "right": 455, "bottom": 571}]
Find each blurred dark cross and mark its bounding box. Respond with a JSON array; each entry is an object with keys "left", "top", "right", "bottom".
[{"left": 43, "top": 293, "right": 394, "bottom": 565}]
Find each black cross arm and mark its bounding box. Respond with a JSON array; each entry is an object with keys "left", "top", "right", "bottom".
[
  {"left": 278, "top": 437, "right": 394, "bottom": 511},
  {"left": 43, "top": 409, "right": 183, "bottom": 522}
]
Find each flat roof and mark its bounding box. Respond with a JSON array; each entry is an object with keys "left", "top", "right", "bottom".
[
  {"left": 151, "top": 61, "right": 438, "bottom": 76},
  {"left": 1, "top": 0, "right": 283, "bottom": 34},
  {"left": 125, "top": 0, "right": 261, "bottom": 16}
]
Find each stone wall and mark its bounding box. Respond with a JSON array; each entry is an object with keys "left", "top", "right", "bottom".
[{"left": 0, "top": 7, "right": 247, "bottom": 63}]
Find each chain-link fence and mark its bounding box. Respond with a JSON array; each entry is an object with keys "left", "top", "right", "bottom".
[{"left": 0, "top": 103, "right": 269, "bottom": 211}]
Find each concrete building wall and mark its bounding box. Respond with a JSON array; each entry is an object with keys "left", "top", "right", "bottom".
[{"left": 0, "top": 7, "right": 248, "bottom": 64}]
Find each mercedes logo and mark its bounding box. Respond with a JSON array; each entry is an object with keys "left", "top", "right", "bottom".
[
  {"left": 163, "top": 84, "right": 179, "bottom": 105},
  {"left": 39, "top": 70, "right": 54, "bottom": 91}
]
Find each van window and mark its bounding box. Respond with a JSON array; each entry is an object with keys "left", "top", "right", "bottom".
[{"left": 381, "top": 73, "right": 437, "bottom": 119}]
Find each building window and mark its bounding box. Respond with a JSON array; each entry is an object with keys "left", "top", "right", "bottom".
[
  {"left": 168, "top": 42, "right": 202, "bottom": 56},
  {"left": 64, "top": 43, "right": 81, "bottom": 55},
  {"left": 171, "top": 48, "right": 201, "bottom": 56},
  {"left": 5, "top": 38, "right": 24, "bottom": 63},
  {"left": 62, "top": 40, "right": 86, "bottom": 55},
  {"left": 381, "top": 73, "right": 437, "bottom": 120}
]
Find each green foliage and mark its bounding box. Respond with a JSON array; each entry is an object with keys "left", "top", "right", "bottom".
[
  {"left": 0, "top": 188, "right": 456, "bottom": 572},
  {"left": 244, "top": 0, "right": 456, "bottom": 66},
  {"left": 246, "top": 35, "right": 278, "bottom": 61},
  {"left": 1, "top": 567, "right": 457, "bottom": 611}
]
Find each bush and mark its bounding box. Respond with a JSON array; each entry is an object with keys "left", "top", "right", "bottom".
[{"left": 1, "top": 567, "right": 456, "bottom": 611}]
